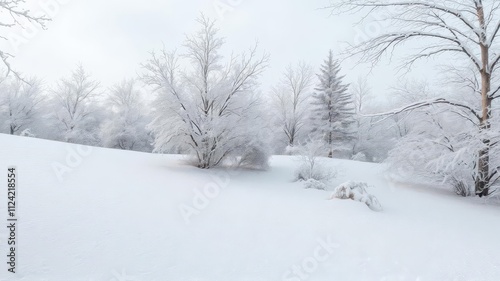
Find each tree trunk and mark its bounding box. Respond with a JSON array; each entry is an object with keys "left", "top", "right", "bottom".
[
  {"left": 328, "top": 132, "right": 333, "bottom": 158},
  {"left": 328, "top": 101, "right": 333, "bottom": 158},
  {"left": 476, "top": 77, "right": 491, "bottom": 197},
  {"left": 289, "top": 126, "right": 296, "bottom": 148},
  {"left": 475, "top": 4, "right": 491, "bottom": 197}
]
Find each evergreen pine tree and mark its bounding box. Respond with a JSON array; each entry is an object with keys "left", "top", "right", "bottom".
[{"left": 310, "top": 50, "right": 355, "bottom": 158}]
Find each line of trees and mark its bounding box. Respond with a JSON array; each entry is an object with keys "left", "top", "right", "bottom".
[
  {"left": 0, "top": 15, "right": 437, "bottom": 166},
  {"left": 1, "top": 16, "right": 387, "bottom": 169},
  {"left": 2, "top": 0, "right": 500, "bottom": 197},
  {"left": 0, "top": 65, "right": 154, "bottom": 152}
]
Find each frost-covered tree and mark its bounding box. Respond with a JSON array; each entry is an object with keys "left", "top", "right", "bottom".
[
  {"left": 50, "top": 65, "right": 102, "bottom": 145},
  {"left": 329, "top": 0, "right": 500, "bottom": 197},
  {"left": 310, "top": 51, "right": 355, "bottom": 158},
  {"left": 142, "top": 15, "right": 269, "bottom": 169},
  {"left": 0, "top": 77, "right": 43, "bottom": 135},
  {"left": 272, "top": 62, "right": 314, "bottom": 151},
  {"left": 351, "top": 76, "right": 372, "bottom": 160},
  {"left": 0, "top": 1, "right": 49, "bottom": 77},
  {"left": 352, "top": 76, "right": 371, "bottom": 117},
  {"left": 100, "top": 79, "right": 152, "bottom": 152},
  {"left": 344, "top": 77, "right": 399, "bottom": 162}
]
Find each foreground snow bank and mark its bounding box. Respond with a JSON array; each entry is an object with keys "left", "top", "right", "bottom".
[{"left": 1, "top": 135, "right": 500, "bottom": 280}]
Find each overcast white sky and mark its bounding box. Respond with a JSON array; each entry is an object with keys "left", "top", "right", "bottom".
[{"left": 2, "top": 0, "right": 440, "bottom": 99}]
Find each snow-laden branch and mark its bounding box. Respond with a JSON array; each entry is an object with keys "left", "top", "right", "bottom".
[
  {"left": 349, "top": 30, "right": 482, "bottom": 70},
  {"left": 361, "top": 98, "right": 481, "bottom": 121},
  {"left": 328, "top": 0, "right": 493, "bottom": 73},
  {"left": 328, "top": 0, "right": 479, "bottom": 36},
  {"left": 0, "top": 1, "right": 50, "bottom": 77},
  {"left": 218, "top": 44, "right": 269, "bottom": 117},
  {"left": 0, "top": 1, "right": 49, "bottom": 29},
  {"left": 487, "top": 20, "right": 500, "bottom": 46},
  {"left": 490, "top": 53, "right": 500, "bottom": 74}
]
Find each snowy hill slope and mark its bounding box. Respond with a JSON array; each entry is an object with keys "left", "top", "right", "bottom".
[{"left": 1, "top": 134, "right": 500, "bottom": 281}]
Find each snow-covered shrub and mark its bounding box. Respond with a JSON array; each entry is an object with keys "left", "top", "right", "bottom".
[
  {"left": 450, "top": 177, "right": 474, "bottom": 197},
  {"left": 295, "top": 162, "right": 334, "bottom": 183},
  {"left": 285, "top": 145, "right": 301, "bottom": 155},
  {"left": 351, "top": 152, "right": 367, "bottom": 162},
  {"left": 294, "top": 138, "right": 336, "bottom": 189},
  {"left": 303, "top": 178, "right": 327, "bottom": 190},
  {"left": 331, "top": 181, "right": 382, "bottom": 211},
  {"left": 237, "top": 140, "right": 272, "bottom": 170},
  {"left": 489, "top": 189, "right": 500, "bottom": 202},
  {"left": 386, "top": 109, "right": 482, "bottom": 197},
  {"left": 384, "top": 80, "right": 500, "bottom": 197},
  {"left": 20, "top": 129, "right": 35, "bottom": 137}
]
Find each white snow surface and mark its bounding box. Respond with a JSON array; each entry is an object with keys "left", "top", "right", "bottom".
[{"left": 1, "top": 134, "right": 500, "bottom": 281}]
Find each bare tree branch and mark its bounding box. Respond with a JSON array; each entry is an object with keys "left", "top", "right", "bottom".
[{"left": 0, "top": 0, "right": 51, "bottom": 78}]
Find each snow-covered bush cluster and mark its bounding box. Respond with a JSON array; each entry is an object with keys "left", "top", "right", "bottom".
[
  {"left": 331, "top": 181, "right": 382, "bottom": 212},
  {"left": 384, "top": 82, "right": 500, "bottom": 197}
]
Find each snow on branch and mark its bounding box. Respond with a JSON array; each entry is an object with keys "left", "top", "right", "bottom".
[
  {"left": 0, "top": 1, "right": 51, "bottom": 77},
  {"left": 328, "top": 0, "right": 478, "bottom": 34},
  {"left": 488, "top": 20, "right": 500, "bottom": 46},
  {"left": 361, "top": 98, "right": 482, "bottom": 122},
  {"left": 0, "top": 1, "right": 50, "bottom": 28},
  {"left": 219, "top": 44, "right": 269, "bottom": 117},
  {"left": 328, "top": 0, "right": 486, "bottom": 71},
  {"left": 348, "top": 31, "right": 481, "bottom": 70}
]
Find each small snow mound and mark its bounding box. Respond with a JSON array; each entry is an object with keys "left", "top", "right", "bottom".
[{"left": 331, "top": 181, "right": 383, "bottom": 212}]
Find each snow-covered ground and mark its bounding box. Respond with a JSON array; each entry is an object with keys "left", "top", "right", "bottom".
[{"left": 1, "top": 134, "right": 500, "bottom": 281}]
